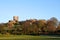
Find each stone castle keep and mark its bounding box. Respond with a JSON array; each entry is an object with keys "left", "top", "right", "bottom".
[{"left": 13, "top": 16, "right": 19, "bottom": 22}]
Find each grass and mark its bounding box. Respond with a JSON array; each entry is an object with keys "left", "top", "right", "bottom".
[{"left": 0, "top": 34, "right": 60, "bottom": 40}]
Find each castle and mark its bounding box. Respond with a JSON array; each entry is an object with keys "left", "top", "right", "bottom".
[{"left": 8, "top": 16, "right": 19, "bottom": 28}]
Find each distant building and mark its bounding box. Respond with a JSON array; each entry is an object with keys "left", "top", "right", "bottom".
[
  {"left": 25, "top": 19, "right": 37, "bottom": 25},
  {"left": 13, "top": 16, "right": 19, "bottom": 22},
  {"left": 7, "top": 16, "right": 19, "bottom": 28},
  {"left": 29, "top": 19, "right": 37, "bottom": 23}
]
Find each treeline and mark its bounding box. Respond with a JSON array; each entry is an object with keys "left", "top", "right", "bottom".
[{"left": 0, "top": 17, "right": 60, "bottom": 35}]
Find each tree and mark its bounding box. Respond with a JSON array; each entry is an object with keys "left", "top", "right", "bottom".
[
  {"left": 29, "top": 23, "right": 38, "bottom": 35},
  {"left": 56, "top": 22, "right": 60, "bottom": 33},
  {"left": 47, "top": 17, "right": 58, "bottom": 33},
  {"left": 37, "top": 20, "right": 47, "bottom": 34},
  {"left": 0, "top": 23, "right": 7, "bottom": 34},
  {"left": 49, "top": 17, "right": 58, "bottom": 27},
  {"left": 22, "top": 21, "right": 31, "bottom": 34}
]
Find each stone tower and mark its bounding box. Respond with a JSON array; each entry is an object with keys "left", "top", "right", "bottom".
[{"left": 13, "top": 16, "right": 19, "bottom": 22}]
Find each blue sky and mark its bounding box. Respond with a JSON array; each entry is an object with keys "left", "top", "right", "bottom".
[{"left": 0, "top": 0, "right": 60, "bottom": 23}]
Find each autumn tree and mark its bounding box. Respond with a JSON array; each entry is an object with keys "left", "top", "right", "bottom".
[
  {"left": 37, "top": 20, "right": 47, "bottom": 34},
  {"left": 47, "top": 17, "right": 58, "bottom": 33},
  {"left": 0, "top": 23, "right": 8, "bottom": 34},
  {"left": 56, "top": 22, "right": 60, "bottom": 33}
]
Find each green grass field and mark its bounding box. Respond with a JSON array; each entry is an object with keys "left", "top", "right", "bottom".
[{"left": 0, "top": 34, "right": 60, "bottom": 40}]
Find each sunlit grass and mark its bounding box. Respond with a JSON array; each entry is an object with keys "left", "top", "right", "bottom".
[{"left": 0, "top": 34, "right": 60, "bottom": 40}]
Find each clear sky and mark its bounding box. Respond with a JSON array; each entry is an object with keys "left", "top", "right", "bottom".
[{"left": 0, "top": 0, "right": 60, "bottom": 23}]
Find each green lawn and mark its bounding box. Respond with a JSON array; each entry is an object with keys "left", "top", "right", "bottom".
[{"left": 0, "top": 34, "right": 60, "bottom": 40}]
